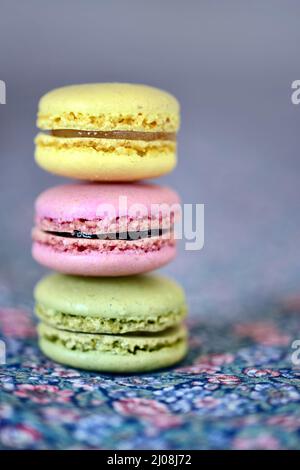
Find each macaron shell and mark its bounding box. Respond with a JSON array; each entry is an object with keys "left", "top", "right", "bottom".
[
  {"left": 38, "top": 323, "right": 188, "bottom": 373},
  {"left": 39, "top": 338, "right": 187, "bottom": 373},
  {"left": 34, "top": 273, "right": 187, "bottom": 320},
  {"left": 35, "top": 139, "right": 176, "bottom": 182},
  {"left": 32, "top": 242, "right": 176, "bottom": 276},
  {"left": 37, "top": 83, "right": 180, "bottom": 132},
  {"left": 35, "top": 182, "right": 180, "bottom": 221}
]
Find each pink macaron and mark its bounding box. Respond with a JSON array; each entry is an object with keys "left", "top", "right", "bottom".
[{"left": 32, "top": 183, "right": 180, "bottom": 276}]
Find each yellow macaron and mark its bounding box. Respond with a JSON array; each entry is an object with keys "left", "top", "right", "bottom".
[{"left": 35, "top": 83, "right": 180, "bottom": 181}]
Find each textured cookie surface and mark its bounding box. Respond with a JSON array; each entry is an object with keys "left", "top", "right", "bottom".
[
  {"left": 34, "top": 273, "right": 187, "bottom": 334},
  {"left": 38, "top": 322, "right": 188, "bottom": 373},
  {"left": 37, "top": 83, "right": 180, "bottom": 132}
]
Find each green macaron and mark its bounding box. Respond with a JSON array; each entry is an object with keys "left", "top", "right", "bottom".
[{"left": 34, "top": 273, "right": 188, "bottom": 372}]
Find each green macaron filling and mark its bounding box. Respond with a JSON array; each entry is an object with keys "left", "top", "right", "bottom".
[{"left": 35, "top": 303, "right": 186, "bottom": 334}]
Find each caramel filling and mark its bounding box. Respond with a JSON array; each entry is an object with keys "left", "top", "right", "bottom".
[{"left": 49, "top": 129, "right": 176, "bottom": 142}]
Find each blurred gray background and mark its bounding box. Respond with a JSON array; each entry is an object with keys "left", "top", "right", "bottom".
[{"left": 0, "top": 0, "right": 300, "bottom": 318}]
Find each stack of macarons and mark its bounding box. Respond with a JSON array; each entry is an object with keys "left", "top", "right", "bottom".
[{"left": 33, "top": 83, "right": 187, "bottom": 372}]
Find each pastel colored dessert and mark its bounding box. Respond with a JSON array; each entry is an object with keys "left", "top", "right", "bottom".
[
  {"left": 34, "top": 273, "right": 187, "bottom": 334},
  {"left": 35, "top": 83, "right": 180, "bottom": 181},
  {"left": 32, "top": 182, "right": 180, "bottom": 276},
  {"left": 35, "top": 273, "right": 188, "bottom": 372}
]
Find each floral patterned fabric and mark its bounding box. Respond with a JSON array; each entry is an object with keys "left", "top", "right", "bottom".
[{"left": 1, "top": 301, "right": 300, "bottom": 450}]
